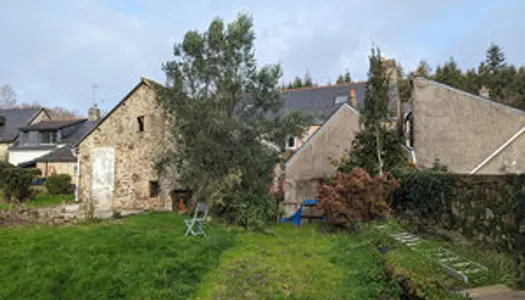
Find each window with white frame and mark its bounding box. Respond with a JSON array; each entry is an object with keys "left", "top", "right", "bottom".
[{"left": 286, "top": 136, "right": 296, "bottom": 149}]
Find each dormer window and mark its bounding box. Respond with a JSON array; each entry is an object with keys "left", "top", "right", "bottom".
[{"left": 334, "top": 95, "right": 347, "bottom": 105}]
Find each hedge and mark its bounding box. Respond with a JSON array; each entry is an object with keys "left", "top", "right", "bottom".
[{"left": 391, "top": 170, "right": 525, "bottom": 288}]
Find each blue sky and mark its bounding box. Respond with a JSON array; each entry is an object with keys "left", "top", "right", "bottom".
[{"left": 1, "top": 0, "right": 524, "bottom": 115}]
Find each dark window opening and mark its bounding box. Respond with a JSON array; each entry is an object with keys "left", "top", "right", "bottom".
[
  {"left": 170, "top": 189, "right": 193, "bottom": 212},
  {"left": 137, "top": 116, "right": 145, "bottom": 132},
  {"left": 149, "top": 180, "right": 160, "bottom": 197},
  {"left": 287, "top": 136, "right": 296, "bottom": 148}
]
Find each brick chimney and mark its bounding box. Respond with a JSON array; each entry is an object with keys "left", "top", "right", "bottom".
[
  {"left": 479, "top": 86, "right": 490, "bottom": 98},
  {"left": 349, "top": 89, "right": 357, "bottom": 108},
  {"left": 88, "top": 104, "right": 101, "bottom": 121}
]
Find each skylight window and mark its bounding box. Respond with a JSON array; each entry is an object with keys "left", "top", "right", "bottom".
[{"left": 334, "top": 95, "right": 347, "bottom": 105}]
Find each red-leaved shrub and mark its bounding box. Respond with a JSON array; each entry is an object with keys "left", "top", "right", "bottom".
[{"left": 317, "top": 168, "right": 399, "bottom": 230}]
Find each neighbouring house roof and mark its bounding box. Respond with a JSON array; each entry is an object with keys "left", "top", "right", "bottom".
[
  {"left": 277, "top": 82, "right": 368, "bottom": 124},
  {"left": 19, "top": 118, "right": 87, "bottom": 131},
  {"left": 74, "top": 76, "right": 161, "bottom": 148},
  {"left": 240, "top": 82, "right": 400, "bottom": 125},
  {"left": 0, "top": 108, "right": 45, "bottom": 143},
  {"left": 34, "top": 120, "right": 99, "bottom": 163}
]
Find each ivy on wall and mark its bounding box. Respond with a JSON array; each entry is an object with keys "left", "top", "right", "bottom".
[{"left": 391, "top": 171, "right": 525, "bottom": 288}]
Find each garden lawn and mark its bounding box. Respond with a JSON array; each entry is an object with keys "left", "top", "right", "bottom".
[
  {"left": 0, "top": 213, "right": 236, "bottom": 300},
  {"left": 193, "top": 224, "right": 400, "bottom": 299},
  {"left": 2, "top": 213, "right": 507, "bottom": 300},
  {"left": 0, "top": 213, "right": 402, "bottom": 300}
]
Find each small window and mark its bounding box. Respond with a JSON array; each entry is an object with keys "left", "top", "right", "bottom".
[
  {"left": 40, "top": 131, "right": 57, "bottom": 144},
  {"left": 334, "top": 95, "right": 347, "bottom": 105},
  {"left": 137, "top": 116, "right": 145, "bottom": 132},
  {"left": 286, "top": 136, "right": 296, "bottom": 149},
  {"left": 149, "top": 181, "right": 160, "bottom": 197}
]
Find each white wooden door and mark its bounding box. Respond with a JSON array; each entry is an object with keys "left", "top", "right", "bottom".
[{"left": 91, "top": 147, "right": 115, "bottom": 211}]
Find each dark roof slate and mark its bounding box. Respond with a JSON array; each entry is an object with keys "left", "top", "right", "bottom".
[
  {"left": 35, "top": 120, "right": 99, "bottom": 162},
  {"left": 0, "top": 108, "right": 42, "bottom": 142},
  {"left": 19, "top": 118, "right": 87, "bottom": 131},
  {"left": 262, "top": 82, "right": 400, "bottom": 125}
]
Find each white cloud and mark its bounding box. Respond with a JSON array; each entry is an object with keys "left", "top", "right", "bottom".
[{"left": 0, "top": 0, "right": 523, "bottom": 115}]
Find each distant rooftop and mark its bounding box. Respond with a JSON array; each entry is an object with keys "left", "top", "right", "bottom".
[
  {"left": 19, "top": 118, "right": 87, "bottom": 131},
  {"left": 0, "top": 108, "right": 43, "bottom": 143}
]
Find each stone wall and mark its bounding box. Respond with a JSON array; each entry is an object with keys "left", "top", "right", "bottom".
[
  {"left": 0, "top": 203, "right": 84, "bottom": 226},
  {"left": 411, "top": 77, "right": 525, "bottom": 173},
  {"left": 78, "top": 79, "right": 173, "bottom": 213},
  {"left": 393, "top": 173, "right": 525, "bottom": 247},
  {"left": 36, "top": 162, "right": 77, "bottom": 184},
  {"left": 392, "top": 172, "right": 525, "bottom": 285},
  {"left": 0, "top": 143, "right": 9, "bottom": 161}
]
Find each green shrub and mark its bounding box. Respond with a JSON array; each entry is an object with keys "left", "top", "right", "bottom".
[
  {"left": 3, "top": 168, "right": 41, "bottom": 203},
  {"left": 317, "top": 168, "right": 400, "bottom": 231},
  {"left": 0, "top": 161, "right": 15, "bottom": 189},
  {"left": 45, "top": 173, "right": 74, "bottom": 195}
]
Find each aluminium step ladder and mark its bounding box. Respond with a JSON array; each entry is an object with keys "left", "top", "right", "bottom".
[{"left": 375, "top": 225, "right": 489, "bottom": 284}]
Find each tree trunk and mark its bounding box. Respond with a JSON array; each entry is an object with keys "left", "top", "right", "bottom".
[{"left": 375, "top": 128, "right": 384, "bottom": 176}]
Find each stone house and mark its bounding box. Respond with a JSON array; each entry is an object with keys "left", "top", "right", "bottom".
[
  {"left": 407, "top": 77, "right": 525, "bottom": 174},
  {"left": 0, "top": 108, "right": 50, "bottom": 162},
  {"left": 74, "top": 77, "right": 174, "bottom": 213}
]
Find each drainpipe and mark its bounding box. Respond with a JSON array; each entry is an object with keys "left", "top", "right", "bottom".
[{"left": 71, "top": 147, "right": 81, "bottom": 202}]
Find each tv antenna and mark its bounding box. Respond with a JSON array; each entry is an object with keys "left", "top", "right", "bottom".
[{"left": 92, "top": 84, "right": 100, "bottom": 106}]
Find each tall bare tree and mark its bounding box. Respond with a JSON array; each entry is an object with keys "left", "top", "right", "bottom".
[{"left": 0, "top": 85, "right": 17, "bottom": 108}]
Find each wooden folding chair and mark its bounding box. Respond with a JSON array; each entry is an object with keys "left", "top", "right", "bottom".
[{"left": 184, "top": 202, "right": 209, "bottom": 236}]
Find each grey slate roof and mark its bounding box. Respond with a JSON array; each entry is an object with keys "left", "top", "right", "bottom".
[
  {"left": 272, "top": 82, "right": 400, "bottom": 124},
  {"left": 19, "top": 118, "right": 87, "bottom": 131},
  {"left": 35, "top": 120, "right": 99, "bottom": 162},
  {"left": 278, "top": 82, "right": 367, "bottom": 124},
  {"left": 0, "top": 108, "right": 42, "bottom": 143}
]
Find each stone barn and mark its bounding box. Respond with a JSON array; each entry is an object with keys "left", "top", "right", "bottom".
[{"left": 75, "top": 77, "right": 176, "bottom": 214}]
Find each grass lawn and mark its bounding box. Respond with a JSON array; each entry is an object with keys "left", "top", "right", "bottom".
[
  {"left": 194, "top": 224, "right": 400, "bottom": 299},
  {"left": 0, "top": 213, "right": 515, "bottom": 299},
  {"left": 0, "top": 213, "right": 403, "bottom": 300},
  {"left": 0, "top": 190, "right": 74, "bottom": 211},
  {"left": 0, "top": 213, "right": 236, "bottom": 300}
]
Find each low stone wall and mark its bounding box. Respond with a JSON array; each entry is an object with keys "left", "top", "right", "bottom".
[
  {"left": 0, "top": 203, "right": 148, "bottom": 226},
  {"left": 0, "top": 203, "right": 85, "bottom": 226}
]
